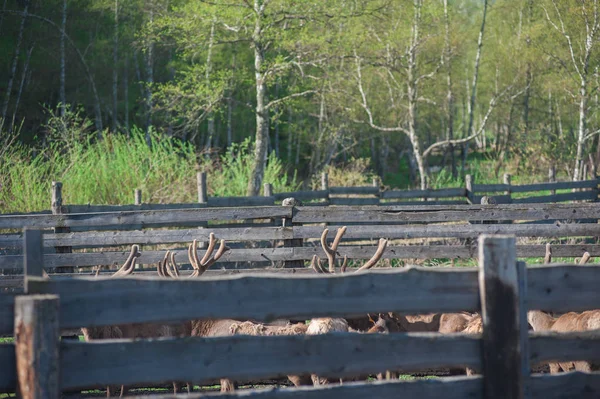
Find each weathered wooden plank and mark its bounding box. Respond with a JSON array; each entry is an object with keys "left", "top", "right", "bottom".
[
  {"left": 329, "top": 186, "right": 379, "bottom": 195},
  {"left": 207, "top": 196, "right": 275, "bottom": 207},
  {"left": 381, "top": 200, "right": 468, "bottom": 206},
  {"left": 527, "top": 265, "right": 600, "bottom": 313},
  {"left": 14, "top": 295, "right": 60, "bottom": 399},
  {"left": 478, "top": 235, "right": 524, "bottom": 399},
  {"left": 294, "top": 203, "right": 600, "bottom": 223},
  {"left": 511, "top": 179, "right": 599, "bottom": 193},
  {"left": 66, "top": 203, "right": 208, "bottom": 213},
  {"left": 124, "top": 377, "right": 484, "bottom": 399},
  {"left": 530, "top": 331, "right": 600, "bottom": 364},
  {"left": 273, "top": 190, "right": 329, "bottom": 201},
  {"left": 0, "top": 343, "right": 16, "bottom": 393},
  {"left": 0, "top": 207, "right": 292, "bottom": 230},
  {"left": 122, "top": 373, "right": 600, "bottom": 399},
  {"left": 59, "top": 333, "right": 481, "bottom": 390},
  {"left": 0, "top": 294, "right": 15, "bottom": 335},
  {"left": 3, "top": 245, "right": 600, "bottom": 270},
  {"left": 512, "top": 191, "right": 597, "bottom": 204},
  {"left": 530, "top": 372, "right": 600, "bottom": 399},
  {"left": 381, "top": 188, "right": 467, "bottom": 200},
  {"left": 329, "top": 198, "right": 380, "bottom": 206},
  {"left": 472, "top": 195, "right": 512, "bottom": 205},
  {"left": 293, "top": 223, "right": 600, "bottom": 240},
  {"left": 471, "top": 184, "right": 510, "bottom": 193},
  {"left": 0, "top": 227, "right": 292, "bottom": 249},
  {"left": 27, "top": 267, "right": 480, "bottom": 328}
]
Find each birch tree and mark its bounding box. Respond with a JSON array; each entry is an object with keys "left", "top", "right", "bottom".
[{"left": 543, "top": 0, "right": 600, "bottom": 181}]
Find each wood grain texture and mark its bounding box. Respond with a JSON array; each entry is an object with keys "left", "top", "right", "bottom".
[
  {"left": 118, "top": 373, "right": 600, "bottom": 399},
  {"left": 207, "top": 196, "right": 275, "bottom": 207},
  {"left": 27, "top": 267, "right": 480, "bottom": 328},
  {"left": 529, "top": 331, "right": 600, "bottom": 364},
  {"left": 471, "top": 184, "right": 511, "bottom": 193},
  {"left": 513, "top": 191, "right": 597, "bottom": 204},
  {"left": 478, "top": 235, "right": 524, "bottom": 399},
  {"left": 14, "top": 295, "right": 60, "bottom": 399},
  {"left": 511, "top": 179, "right": 598, "bottom": 193},
  {"left": 381, "top": 188, "right": 467, "bottom": 200},
  {"left": 0, "top": 343, "right": 16, "bottom": 393},
  {"left": 329, "top": 198, "right": 380, "bottom": 206},
  {"left": 0, "top": 294, "right": 15, "bottom": 335},
  {"left": 4, "top": 245, "right": 600, "bottom": 270},
  {"left": 273, "top": 190, "right": 329, "bottom": 201},
  {"left": 329, "top": 186, "right": 379, "bottom": 195},
  {"left": 59, "top": 333, "right": 481, "bottom": 390},
  {"left": 0, "top": 207, "right": 292, "bottom": 229},
  {"left": 294, "top": 203, "right": 600, "bottom": 223}
]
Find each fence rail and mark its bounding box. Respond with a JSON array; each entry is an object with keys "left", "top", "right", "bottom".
[
  {"left": 2, "top": 170, "right": 598, "bottom": 219},
  {"left": 1, "top": 232, "right": 600, "bottom": 398}
]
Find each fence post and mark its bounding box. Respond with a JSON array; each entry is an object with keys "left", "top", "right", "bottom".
[
  {"left": 465, "top": 174, "right": 474, "bottom": 204},
  {"left": 281, "top": 198, "right": 303, "bottom": 268},
  {"left": 15, "top": 294, "right": 60, "bottom": 399},
  {"left": 549, "top": 166, "right": 556, "bottom": 196},
  {"left": 503, "top": 173, "right": 512, "bottom": 199},
  {"left": 478, "top": 235, "right": 529, "bottom": 399},
  {"left": 197, "top": 171, "right": 208, "bottom": 204},
  {"left": 372, "top": 176, "right": 381, "bottom": 204},
  {"left": 51, "top": 181, "right": 73, "bottom": 273},
  {"left": 134, "top": 189, "right": 142, "bottom": 206},
  {"left": 321, "top": 172, "right": 330, "bottom": 205},
  {"left": 24, "top": 228, "right": 44, "bottom": 294},
  {"left": 263, "top": 183, "right": 273, "bottom": 198}
]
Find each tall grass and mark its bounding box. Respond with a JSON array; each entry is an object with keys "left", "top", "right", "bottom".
[{"left": 0, "top": 127, "right": 298, "bottom": 213}]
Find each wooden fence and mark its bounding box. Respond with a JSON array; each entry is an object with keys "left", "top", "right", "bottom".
[
  {"left": 0, "top": 231, "right": 598, "bottom": 398},
  {"left": 4, "top": 170, "right": 598, "bottom": 217},
  {"left": 1, "top": 203, "right": 600, "bottom": 283}
]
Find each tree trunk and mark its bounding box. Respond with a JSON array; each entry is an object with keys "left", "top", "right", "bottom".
[
  {"left": 205, "top": 17, "right": 216, "bottom": 154},
  {"left": 407, "top": 0, "right": 427, "bottom": 190},
  {"left": 247, "top": 1, "right": 269, "bottom": 196},
  {"left": 59, "top": 0, "right": 67, "bottom": 117},
  {"left": 574, "top": 78, "right": 588, "bottom": 181},
  {"left": 144, "top": 6, "right": 154, "bottom": 146},
  {"left": 274, "top": 80, "right": 281, "bottom": 158},
  {"left": 443, "top": 0, "right": 456, "bottom": 178},
  {"left": 1, "top": 0, "right": 29, "bottom": 130},
  {"left": 10, "top": 45, "right": 33, "bottom": 130},
  {"left": 0, "top": 0, "right": 8, "bottom": 34},
  {"left": 112, "top": 0, "right": 119, "bottom": 132},
  {"left": 124, "top": 54, "right": 129, "bottom": 134},
  {"left": 463, "top": 0, "right": 488, "bottom": 173},
  {"left": 287, "top": 105, "right": 293, "bottom": 162}
]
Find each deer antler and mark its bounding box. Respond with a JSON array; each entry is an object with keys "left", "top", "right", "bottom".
[
  {"left": 166, "top": 252, "right": 181, "bottom": 278},
  {"left": 579, "top": 251, "right": 591, "bottom": 265},
  {"left": 356, "top": 238, "right": 388, "bottom": 272},
  {"left": 544, "top": 243, "right": 552, "bottom": 264},
  {"left": 112, "top": 245, "right": 141, "bottom": 277},
  {"left": 320, "top": 226, "right": 347, "bottom": 273},
  {"left": 157, "top": 251, "right": 170, "bottom": 278},
  {"left": 310, "top": 255, "right": 329, "bottom": 274},
  {"left": 188, "top": 234, "right": 230, "bottom": 278}
]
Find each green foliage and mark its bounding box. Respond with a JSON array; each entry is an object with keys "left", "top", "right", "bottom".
[
  {"left": 206, "top": 137, "right": 299, "bottom": 197},
  {"left": 312, "top": 158, "right": 375, "bottom": 188}
]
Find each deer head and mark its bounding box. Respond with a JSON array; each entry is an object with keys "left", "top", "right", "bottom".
[{"left": 310, "top": 226, "right": 388, "bottom": 274}]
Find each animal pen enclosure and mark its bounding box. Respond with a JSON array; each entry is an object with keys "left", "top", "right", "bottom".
[{"left": 0, "top": 231, "right": 599, "bottom": 398}]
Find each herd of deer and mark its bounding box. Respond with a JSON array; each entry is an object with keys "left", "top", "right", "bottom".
[{"left": 77, "top": 229, "right": 599, "bottom": 397}]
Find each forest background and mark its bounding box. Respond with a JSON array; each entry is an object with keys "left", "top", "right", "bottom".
[{"left": 1, "top": 0, "right": 599, "bottom": 212}]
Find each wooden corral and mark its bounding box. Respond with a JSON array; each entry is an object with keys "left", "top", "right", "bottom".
[{"left": 0, "top": 232, "right": 598, "bottom": 398}]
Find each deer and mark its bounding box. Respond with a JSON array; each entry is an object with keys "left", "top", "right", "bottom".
[
  {"left": 81, "top": 245, "right": 186, "bottom": 397},
  {"left": 161, "top": 235, "right": 314, "bottom": 390}
]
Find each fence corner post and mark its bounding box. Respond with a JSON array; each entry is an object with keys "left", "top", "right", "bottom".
[
  {"left": 14, "top": 294, "right": 60, "bottom": 399},
  {"left": 466, "top": 174, "right": 475, "bottom": 204},
  {"left": 478, "top": 235, "right": 528, "bottom": 399},
  {"left": 503, "top": 173, "right": 512, "bottom": 201},
  {"left": 281, "top": 197, "right": 303, "bottom": 268},
  {"left": 321, "top": 172, "right": 330, "bottom": 205},
  {"left": 134, "top": 189, "right": 142, "bottom": 206},
  {"left": 197, "top": 171, "right": 208, "bottom": 204},
  {"left": 51, "top": 181, "right": 73, "bottom": 273},
  {"left": 263, "top": 183, "right": 273, "bottom": 198},
  {"left": 549, "top": 166, "right": 556, "bottom": 196}
]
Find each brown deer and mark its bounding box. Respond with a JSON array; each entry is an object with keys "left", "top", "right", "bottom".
[
  {"left": 163, "top": 235, "right": 315, "bottom": 390},
  {"left": 81, "top": 245, "right": 186, "bottom": 396}
]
